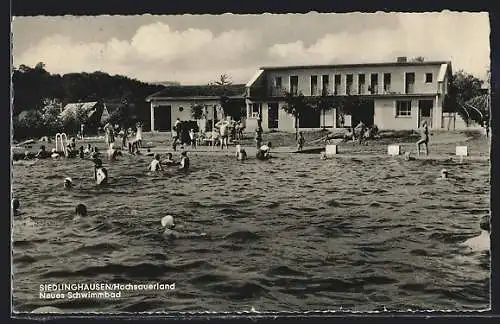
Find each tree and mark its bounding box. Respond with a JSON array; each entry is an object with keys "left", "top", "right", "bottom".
[
  {"left": 282, "top": 91, "right": 318, "bottom": 139},
  {"left": 445, "top": 70, "right": 485, "bottom": 125},
  {"left": 190, "top": 103, "right": 205, "bottom": 120},
  {"left": 41, "top": 101, "right": 63, "bottom": 133},
  {"left": 210, "top": 73, "right": 232, "bottom": 86}
]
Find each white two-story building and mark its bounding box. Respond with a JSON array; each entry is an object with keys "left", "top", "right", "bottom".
[{"left": 244, "top": 57, "right": 453, "bottom": 131}]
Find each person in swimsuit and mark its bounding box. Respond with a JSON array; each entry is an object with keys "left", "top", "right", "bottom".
[
  {"left": 163, "top": 153, "right": 178, "bottom": 166},
  {"left": 93, "top": 158, "right": 108, "bottom": 185},
  {"left": 416, "top": 121, "right": 429, "bottom": 156},
  {"left": 179, "top": 151, "right": 190, "bottom": 170},
  {"left": 135, "top": 122, "right": 143, "bottom": 148},
  {"left": 149, "top": 154, "right": 163, "bottom": 172},
  {"left": 35, "top": 145, "right": 50, "bottom": 159},
  {"left": 256, "top": 142, "right": 272, "bottom": 160},
  {"left": 12, "top": 198, "right": 20, "bottom": 216},
  {"left": 297, "top": 132, "right": 305, "bottom": 151}
]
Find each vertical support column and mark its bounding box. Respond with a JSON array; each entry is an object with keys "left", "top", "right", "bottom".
[
  {"left": 332, "top": 107, "right": 337, "bottom": 129},
  {"left": 434, "top": 95, "right": 440, "bottom": 129},
  {"left": 150, "top": 102, "right": 155, "bottom": 132}
]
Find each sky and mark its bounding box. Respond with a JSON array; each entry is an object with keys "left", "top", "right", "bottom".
[{"left": 12, "top": 12, "right": 490, "bottom": 85}]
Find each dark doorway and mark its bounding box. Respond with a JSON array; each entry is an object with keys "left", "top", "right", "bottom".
[
  {"left": 351, "top": 100, "right": 375, "bottom": 127},
  {"left": 418, "top": 99, "right": 433, "bottom": 128},
  {"left": 299, "top": 109, "right": 321, "bottom": 128},
  {"left": 155, "top": 105, "right": 172, "bottom": 131},
  {"left": 268, "top": 103, "right": 279, "bottom": 129}
]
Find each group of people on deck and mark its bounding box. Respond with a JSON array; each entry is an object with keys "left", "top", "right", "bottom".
[{"left": 103, "top": 121, "right": 144, "bottom": 154}]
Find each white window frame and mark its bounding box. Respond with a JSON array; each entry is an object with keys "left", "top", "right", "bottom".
[
  {"left": 250, "top": 103, "right": 261, "bottom": 118},
  {"left": 395, "top": 100, "right": 412, "bottom": 117}
]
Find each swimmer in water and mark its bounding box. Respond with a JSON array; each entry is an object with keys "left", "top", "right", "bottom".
[
  {"left": 462, "top": 215, "right": 490, "bottom": 252},
  {"left": 51, "top": 148, "right": 60, "bottom": 159},
  {"left": 35, "top": 145, "right": 50, "bottom": 159},
  {"left": 64, "top": 177, "right": 73, "bottom": 189},
  {"left": 320, "top": 151, "right": 327, "bottom": 160},
  {"left": 179, "top": 151, "right": 190, "bottom": 170},
  {"left": 149, "top": 154, "right": 163, "bottom": 172},
  {"left": 78, "top": 146, "right": 85, "bottom": 158},
  {"left": 162, "top": 152, "right": 178, "bottom": 166},
  {"left": 161, "top": 215, "right": 207, "bottom": 238},
  {"left": 404, "top": 152, "right": 415, "bottom": 161},
  {"left": 256, "top": 142, "right": 272, "bottom": 160},
  {"left": 161, "top": 215, "right": 177, "bottom": 237},
  {"left": 236, "top": 145, "right": 247, "bottom": 161},
  {"left": 12, "top": 198, "right": 20, "bottom": 216},
  {"left": 76, "top": 204, "right": 87, "bottom": 217},
  {"left": 437, "top": 168, "right": 454, "bottom": 181},
  {"left": 93, "top": 159, "right": 108, "bottom": 185},
  {"left": 84, "top": 144, "right": 92, "bottom": 155}
]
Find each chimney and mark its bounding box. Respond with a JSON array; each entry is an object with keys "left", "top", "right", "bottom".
[{"left": 397, "top": 56, "right": 407, "bottom": 63}]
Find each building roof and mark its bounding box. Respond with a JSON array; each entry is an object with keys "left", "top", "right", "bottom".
[
  {"left": 259, "top": 60, "right": 452, "bottom": 71},
  {"left": 60, "top": 102, "right": 100, "bottom": 120},
  {"left": 146, "top": 84, "right": 246, "bottom": 101}
]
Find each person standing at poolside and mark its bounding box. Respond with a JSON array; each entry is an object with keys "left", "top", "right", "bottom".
[
  {"left": 416, "top": 121, "right": 429, "bottom": 156},
  {"left": 135, "top": 122, "right": 143, "bottom": 148},
  {"left": 297, "top": 132, "right": 305, "bottom": 151},
  {"left": 104, "top": 122, "right": 115, "bottom": 149},
  {"left": 172, "top": 127, "right": 179, "bottom": 152},
  {"left": 255, "top": 128, "right": 263, "bottom": 149},
  {"left": 216, "top": 118, "right": 230, "bottom": 150}
]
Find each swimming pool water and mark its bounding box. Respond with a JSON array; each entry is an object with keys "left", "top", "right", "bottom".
[{"left": 12, "top": 153, "right": 490, "bottom": 313}]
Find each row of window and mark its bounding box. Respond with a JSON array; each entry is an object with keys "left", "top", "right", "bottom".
[
  {"left": 250, "top": 100, "right": 431, "bottom": 118},
  {"left": 273, "top": 72, "right": 434, "bottom": 96}
]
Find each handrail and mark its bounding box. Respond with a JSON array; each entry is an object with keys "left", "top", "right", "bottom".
[{"left": 55, "top": 133, "right": 68, "bottom": 156}]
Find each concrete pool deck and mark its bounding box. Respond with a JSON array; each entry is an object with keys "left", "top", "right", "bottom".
[{"left": 141, "top": 145, "right": 489, "bottom": 162}]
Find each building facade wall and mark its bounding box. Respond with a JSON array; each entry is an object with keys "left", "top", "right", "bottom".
[
  {"left": 264, "top": 64, "right": 445, "bottom": 96},
  {"left": 150, "top": 99, "right": 221, "bottom": 131}
]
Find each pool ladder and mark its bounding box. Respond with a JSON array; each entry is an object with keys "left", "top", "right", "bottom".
[{"left": 55, "top": 133, "right": 68, "bottom": 156}]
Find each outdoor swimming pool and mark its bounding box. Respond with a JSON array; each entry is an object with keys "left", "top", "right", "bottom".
[{"left": 12, "top": 152, "right": 490, "bottom": 313}]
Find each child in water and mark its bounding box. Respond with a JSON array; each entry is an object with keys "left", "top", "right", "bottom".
[
  {"left": 236, "top": 145, "right": 247, "bottom": 161},
  {"left": 149, "top": 154, "right": 163, "bottom": 172},
  {"left": 179, "top": 151, "right": 190, "bottom": 170},
  {"left": 36, "top": 145, "right": 50, "bottom": 159},
  {"left": 256, "top": 142, "right": 272, "bottom": 160},
  {"left": 163, "top": 153, "right": 178, "bottom": 166},
  {"left": 93, "top": 158, "right": 108, "bottom": 185}
]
